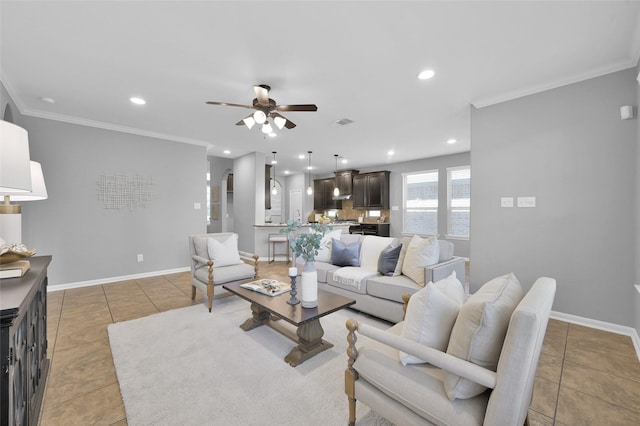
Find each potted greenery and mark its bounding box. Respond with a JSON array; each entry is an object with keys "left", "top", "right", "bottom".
[{"left": 280, "top": 219, "right": 333, "bottom": 307}]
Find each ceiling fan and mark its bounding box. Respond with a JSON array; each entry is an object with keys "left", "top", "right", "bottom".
[{"left": 206, "top": 84, "right": 317, "bottom": 132}]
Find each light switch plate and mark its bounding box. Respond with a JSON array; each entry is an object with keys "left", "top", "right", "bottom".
[
  {"left": 517, "top": 197, "right": 536, "bottom": 208},
  {"left": 501, "top": 197, "right": 514, "bottom": 208},
  {"left": 194, "top": 202, "right": 201, "bottom": 209}
]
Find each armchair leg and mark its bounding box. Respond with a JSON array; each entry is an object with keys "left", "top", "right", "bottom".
[
  {"left": 345, "top": 319, "right": 360, "bottom": 426},
  {"left": 207, "top": 283, "right": 214, "bottom": 312}
]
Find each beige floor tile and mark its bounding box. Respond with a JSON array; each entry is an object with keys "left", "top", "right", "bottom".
[
  {"left": 103, "top": 280, "right": 146, "bottom": 302},
  {"left": 51, "top": 338, "right": 112, "bottom": 368},
  {"left": 59, "top": 300, "right": 111, "bottom": 320},
  {"left": 565, "top": 342, "right": 640, "bottom": 383},
  {"left": 561, "top": 361, "right": 640, "bottom": 413},
  {"left": 153, "top": 295, "right": 198, "bottom": 312},
  {"left": 110, "top": 300, "right": 159, "bottom": 322},
  {"left": 54, "top": 323, "right": 110, "bottom": 350},
  {"left": 567, "top": 324, "right": 638, "bottom": 360},
  {"left": 41, "top": 383, "right": 125, "bottom": 426},
  {"left": 541, "top": 324, "right": 568, "bottom": 359},
  {"left": 106, "top": 292, "right": 153, "bottom": 309},
  {"left": 556, "top": 386, "right": 640, "bottom": 425},
  {"left": 530, "top": 376, "right": 559, "bottom": 419},
  {"left": 536, "top": 352, "right": 563, "bottom": 383},
  {"left": 527, "top": 409, "right": 554, "bottom": 426},
  {"left": 45, "top": 356, "right": 117, "bottom": 407}
]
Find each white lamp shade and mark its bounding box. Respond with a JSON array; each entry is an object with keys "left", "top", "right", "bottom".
[
  {"left": 253, "top": 110, "right": 266, "bottom": 124},
  {"left": 273, "top": 116, "right": 286, "bottom": 129},
  {"left": 242, "top": 116, "right": 255, "bottom": 129},
  {"left": 261, "top": 122, "right": 273, "bottom": 134},
  {"left": 0, "top": 120, "right": 32, "bottom": 193},
  {"left": 11, "top": 161, "right": 48, "bottom": 201}
]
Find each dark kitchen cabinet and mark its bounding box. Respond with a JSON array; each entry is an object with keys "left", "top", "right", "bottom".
[
  {"left": 352, "top": 171, "right": 390, "bottom": 209},
  {"left": 334, "top": 170, "right": 358, "bottom": 198},
  {"left": 313, "top": 178, "right": 341, "bottom": 210}
]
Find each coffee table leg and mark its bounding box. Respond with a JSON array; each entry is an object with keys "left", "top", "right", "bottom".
[
  {"left": 240, "top": 302, "right": 271, "bottom": 331},
  {"left": 284, "top": 318, "right": 333, "bottom": 367}
]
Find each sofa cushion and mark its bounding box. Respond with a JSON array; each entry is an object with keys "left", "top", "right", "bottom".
[
  {"left": 207, "top": 234, "right": 243, "bottom": 267},
  {"left": 314, "top": 230, "right": 343, "bottom": 263},
  {"left": 444, "top": 273, "right": 524, "bottom": 400},
  {"left": 360, "top": 236, "right": 397, "bottom": 272},
  {"left": 377, "top": 243, "right": 403, "bottom": 276},
  {"left": 438, "top": 240, "right": 455, "bottom": 262},
  {"left": 399, "top": 272, "right": 465, "bottom": 365},
  {"left": 366, "top": 274, "right": 422, "bottom": 303},
  {"left": 402, "top": 235, "right": 440, "bottom": 286},
  {"left": 392, "top": 237, "right": 412, "bottom": 277},
  {"left": 299, "top": 260, "right": 339, "bottom": 283},
  {"left": 353, "top": 323, "right": 490, "bottom": 424},
  {"left": 327, "top": 267, "right": 379, "bottom": 294},
  {"left": 331, "top": 238, "right": 361, "bottom": 267}
]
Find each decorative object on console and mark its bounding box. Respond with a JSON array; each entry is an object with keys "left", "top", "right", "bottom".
[
  {"left": 0, "top": 238, "right": 37, "bottom": 265},
  {"left": 280, "top": 219, "right": 333, "bottom": 308},
  {"left": 0, "top": 120, "right": 33, "bottom": 244}
]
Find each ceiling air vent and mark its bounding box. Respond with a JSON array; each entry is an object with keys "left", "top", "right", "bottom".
[{"left": 335, "top": 118, "right": 354, "bottom": 126}]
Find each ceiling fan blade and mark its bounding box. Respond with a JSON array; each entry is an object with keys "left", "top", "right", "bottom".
[
  {"left": 271, "top": 112, "right": 296, "bottom": 129},
  {"left": 254, "top": 85, "right": 271, "bottom": 106},
  {"left": 206, "top": 101, "right": 254, "bottom": 109},
  {"left": 276, "top": 104, "right": 318, "bottom": 112}
]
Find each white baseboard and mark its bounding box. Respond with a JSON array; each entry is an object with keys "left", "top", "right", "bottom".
[
  {"left": 47, "top": 266, "right": 191, "bottom": 292},
  {"left": 550, "top": 310, "right": 640, "bottom": 361}
]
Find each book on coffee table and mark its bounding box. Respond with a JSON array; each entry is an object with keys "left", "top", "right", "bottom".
[{"left": 241, "top": 279, "right": 291, "bottom": 297}]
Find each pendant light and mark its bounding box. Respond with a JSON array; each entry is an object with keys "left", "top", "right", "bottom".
[
  {"left": 306, "top": 151, "right": 313, "bottom": 195},
  {"left": 333, "top": 154, "right": 340, "bottom": 197},
  {"left": 271, "top": 152, "right": 277, "bottom": 195}
]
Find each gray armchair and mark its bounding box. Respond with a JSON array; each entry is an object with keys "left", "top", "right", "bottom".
[
  {"left": 188, "top": 233, "right": 259, "bottom": 311},
  {"left": 345, "top": 277, "right": 556, "bottom": 425}
]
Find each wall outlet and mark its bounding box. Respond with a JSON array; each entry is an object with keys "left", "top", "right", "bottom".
[
  {"left": 137, "top": 254, "right": 144, "bottom": 262},
  {"left": 501, "top": 197, "right": 514, "bottom": 208}
]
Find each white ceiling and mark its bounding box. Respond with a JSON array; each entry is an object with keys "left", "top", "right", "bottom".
[{"left": 2, "top": 1, "right": 639, "bottom": 175}]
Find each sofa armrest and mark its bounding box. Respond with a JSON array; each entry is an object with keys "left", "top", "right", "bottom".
[
  {"left": 346, "top": 319, "right": 497, "bottom": 390},
  {"left": 423, "top": 256, "right": 466, "bottom": 284}
]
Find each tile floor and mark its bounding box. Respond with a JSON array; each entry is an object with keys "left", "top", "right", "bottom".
[{"left": 39, "top": 262, "right": 640, "bottom": 425}]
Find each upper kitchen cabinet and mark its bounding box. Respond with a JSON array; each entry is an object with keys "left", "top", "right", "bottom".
[
  {"left": 334, "top": 170, "right": 358, "bottom": 199},
  {"left": 352, "top": 171, "right": 390, "bottom": 209},
  {"left": 314, "top": 178, "right": 342, "bottom": 210}
]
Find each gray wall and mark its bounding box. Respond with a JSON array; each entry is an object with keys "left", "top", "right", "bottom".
[
  {"left": 233, "top": 152, "right": 264, "bottom": 253},
  {"left": 2, "top": 83, "right": 207, "bottom": 286},
  {"left": 471, "top": 67, "right": 637, "bottom": 327},
  {"left": 207, "top": 155, "right": 233, "bottom": 233}
]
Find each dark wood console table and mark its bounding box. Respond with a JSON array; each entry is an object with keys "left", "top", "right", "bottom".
[{"left": 1, "top": 256, "right": 52, "bottom": 426}]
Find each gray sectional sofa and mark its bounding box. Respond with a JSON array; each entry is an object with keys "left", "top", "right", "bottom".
[{"left": 298, "top": 234, "right": 466, "bottom": 323}]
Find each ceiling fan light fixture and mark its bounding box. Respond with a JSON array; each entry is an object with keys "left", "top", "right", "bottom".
[
  {"left": 253, "top": 110, "right": 267, "bottom": 124},
  {"left": 243, "top": 116, "right": 255, "bottom": 129},
  {"left": 274, "top": 116, "right": 287, "bottom": 129},
  {"left": 261, "top": 122, "right": 273, "bottom": 134},
  {"left": 418, "top": 69, "right": 435, "bottom": 80}
]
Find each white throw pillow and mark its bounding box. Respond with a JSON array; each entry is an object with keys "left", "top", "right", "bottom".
[
  {"left": 392, "top": 237, "right": 412, "bottom": 276},
  {"left": 314, "top": 230, "right": 342, "bottom": 263},
  {"left": 443, "top": 273, "right": 524, "bottom": 400},
  {"left": 401, "top": 235, "right": 440, "bottom": 286},
  {"left": 399, "top": 272, "right": 465, "bottom": 365},
  {"left": 207, "top": 234, "right": 243, "bottom": 267}
]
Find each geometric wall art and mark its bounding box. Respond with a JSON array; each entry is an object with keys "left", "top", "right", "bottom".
[{"left": 97, "top": 173, "right": 153, "bottom": 210}]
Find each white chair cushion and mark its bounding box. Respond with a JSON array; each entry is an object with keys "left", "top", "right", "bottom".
[
  {"left": 314, "top": 230, "right": 342, "bottom": 263},
  {"left": 207, "top": 233, "right": 243, "bottom": 267},
  {"left": 402, "top": 235, "right": 440, "bottom": 286},
  {"left": 444, "top": 273, "right": 524, "bottom": 400},
  {"left": 399, "top": 272, "right": 465, "bottom": 365}
]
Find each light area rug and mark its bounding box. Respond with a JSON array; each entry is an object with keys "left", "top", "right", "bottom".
[{"left": 108, "top": 295, "right": 395, "bottom": 426}]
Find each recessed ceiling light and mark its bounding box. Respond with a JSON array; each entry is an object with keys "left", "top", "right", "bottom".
[
  {"left": 268, "top": 133, "right": 277, "bottom": 138},
  {"left": 130, "top": 97, "right": 146, "bottom": 105},
  {"left": 446, "top": 138, "right": 457, "bottom": 144},
  {"left": 417, "top": 69, "right": 435, "bottom": 80},
  {"left": 387, "top": 150, "right": 395, "bottom": 156},
  {"left": 341, "top": 158, "right": 348, "bottom": 164},
  {"left": 40, "top": 97, "right": 55, "bottom": 104},
  {"left": 298, "top": 154, "right": 306, "bottom": 159},
  {"left": 284, "top": 170, "right": 290, "bottom": 175},
  {"left": 223, "top": 150, "right": 231, "bottom": 154}
]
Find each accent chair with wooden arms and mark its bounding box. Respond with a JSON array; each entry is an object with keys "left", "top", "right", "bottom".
[
  {"left": 188, "top": 233, "right": 259, "bottom": 312},
  {"left": 345, "top": 276, "right": 556, "bottom": 426}
]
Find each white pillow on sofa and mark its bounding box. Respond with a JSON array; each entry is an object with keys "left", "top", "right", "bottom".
[
  {"left": 443, "top": 273, "right": 524, "bottom": 400},
  {"left": 207, "top": 234, "right": 243, "bottom": 267},
  {"left": 314, "top": 230, "right": 342, "bottom": 263},
  {"left": 399, "top": 272, "right": 465, "bottom": 365},
  {"left": 401, "top": 235, "right": 440, "bottom": 286}
]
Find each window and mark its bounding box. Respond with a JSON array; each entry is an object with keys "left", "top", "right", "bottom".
[
  {"left": 447, "top": 166, "right": 470, "bottom": 238},
  {"left": 402, "top": 170, "right": 438, "bottom": 235}
]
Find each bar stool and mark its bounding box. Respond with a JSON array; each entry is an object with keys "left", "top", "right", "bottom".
[{"left": 268, "top": 234, "right": 290, "bottom": 263}]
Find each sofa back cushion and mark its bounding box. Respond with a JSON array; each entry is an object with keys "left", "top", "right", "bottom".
[
  {"left": 438, "top": 240, "right": 455, "bottom": 262},
  {"left": 314, "top": 230, "right": 343, "bottom": 263},
  {"left": 443, "top": 273, "right": 524, "bottom": 400},
  {"left": 360, "top": 236, "right": 397, "bottom": 272}
]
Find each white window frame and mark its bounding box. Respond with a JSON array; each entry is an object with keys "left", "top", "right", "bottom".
[
  {"left": 446, "top": 165, "right": 470, "bottom": 239},
  {"left": 402, "top": 169, "right": 439, "bottom": 236}
]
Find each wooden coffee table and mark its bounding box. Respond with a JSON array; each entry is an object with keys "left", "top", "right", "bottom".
[{"left": 223, "top": 281, "right": 355, "bottom": 367}]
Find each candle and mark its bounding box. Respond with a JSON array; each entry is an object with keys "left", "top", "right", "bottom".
[{"left": 289, "top": 267, "right": 298, "bottom": 277}]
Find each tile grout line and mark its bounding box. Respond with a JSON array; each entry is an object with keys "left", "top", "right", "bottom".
[{"left": 552, "top": 323, "right": 569, "bottom": 425}]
